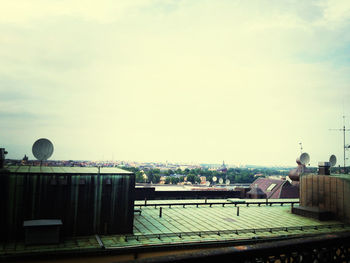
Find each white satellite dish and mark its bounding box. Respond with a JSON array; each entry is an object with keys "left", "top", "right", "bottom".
[
  {"left": 299, "top": 152, "right": 310, "bottom": 165},
  {"left": 225, "top": 179, "right": 230, "bottom": 185},
  {"left": 213, "top": 176, "right": 217, "bottom": 182},
  {"left": 329, "top": 155, "right": 337, "bottom": 167},
  {"left": 32, "top": 138, "right": 54, "bottom": 161},
  {"left": 219, "top": 178, "right": 224, "bottom": 184}
]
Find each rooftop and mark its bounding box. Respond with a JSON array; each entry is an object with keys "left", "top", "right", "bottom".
[
  {"left": 1, "top": 199, "right": 349, "bottom": 261},
  {"left": 4, "top": 166, "right": 132, "bottom": 175}
]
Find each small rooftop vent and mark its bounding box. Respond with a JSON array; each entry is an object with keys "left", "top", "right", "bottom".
[{"left": 318, "top": 155, "right": 337, "bottom": 175}]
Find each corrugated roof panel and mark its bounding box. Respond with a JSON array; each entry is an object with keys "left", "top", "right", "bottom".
[
  {"left": 30, "top": 166, "right": 42, "bottom": 173},
  {"left": 52, "top": 167, "right": 64, "bottom": 173},
  {"left": 41, "top": 167, "right": 54, "bottom": 173},
  {"left": 81, "top": 167, "right": 98, "bottom": 174},
  {"left": 6, "top": 166, "right": 132, "bottom": 175},
  {"left": 17, "top": 166, "right": 29, "bottom": 173},
  {"left": 59, "top": 167, "right": 70, "bottom": 173},
  {"left": 100, "top": 167, "right": 132, "bottom": 174}
]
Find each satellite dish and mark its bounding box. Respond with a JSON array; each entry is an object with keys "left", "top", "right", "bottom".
[
  {"left": 205, "top": 181, "right": 210, "bottom": 186},
  {"left": 213, "top": 176, "right": 217, "bottom": 182},
  {"left": 32, "top": 138, "right": 54, "bottom": 161},
  {"left": 329, "top": 155, "right": 337, "bottom": 167},
  {"left": 225, "top": 179, "right": 230, "bottom": 185},
  {"left": 219, "top": 178, "right": 223, "bottom": 184},
  {"left": 299, "top": 152, "right": 310, "bottom": 165}
]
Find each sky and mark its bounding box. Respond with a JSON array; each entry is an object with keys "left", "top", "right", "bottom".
[{"left": 1, "top": 0, "right": 350, "bottom": 166}]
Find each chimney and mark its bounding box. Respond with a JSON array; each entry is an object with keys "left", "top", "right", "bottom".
[
  {"left": 318, "top": 162, "right": 330, "bottom": 175},
  {"left": 0, "top": 148, "right": 8, "bottom": 169}
]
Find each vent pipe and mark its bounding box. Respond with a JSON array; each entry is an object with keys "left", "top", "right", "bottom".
[
  {"left": 0, "top": 148, "right": 8, "bottom": 169},
  {"left": 318, "top": 162, "right": 331, "bottom": 175}
]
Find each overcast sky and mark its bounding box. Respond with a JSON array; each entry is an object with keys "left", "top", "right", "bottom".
[{"left": 1, "top": 0, "right": 350, "bottom": 166}]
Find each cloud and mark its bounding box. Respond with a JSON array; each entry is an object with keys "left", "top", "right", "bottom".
[
  {"left": 0, "top": 0, "right": 154, "bottom": 24},
  {"left": 1, "top": 0, "right": 350, "bottom": 165}
]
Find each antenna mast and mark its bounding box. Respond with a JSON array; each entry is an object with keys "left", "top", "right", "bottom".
[
  {"left": 329, "top": 115, "right": 350, "bottom": 173},
  {"left": 299, "top": 142, "right": 303, "bottom": 154}
]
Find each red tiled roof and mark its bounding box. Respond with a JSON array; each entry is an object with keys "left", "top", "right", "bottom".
[
  {"left": 246, "top": 187, "right": 266, "bottom": 196},
  {"left": 279, "top": 182, "right": 299, "bottom": 198},
  {"left": 250, "top": 178, "right": 299, "bottom": 199}
]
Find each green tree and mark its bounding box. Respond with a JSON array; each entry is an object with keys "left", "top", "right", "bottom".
[
  {"left": 170, "top": 177, "right": 179, "bottom": 184},
  {"left": 135, "top": 171, "right": 144, "bottom": 183},
  {"left": 152, "top": 174, "right": 161, "bottom": 184},
  {"left": 165, "top": 177, "right": 171, "bottom": 184},
  {"left": 186, "top": 174, "right": 200, "bottom": 184}
]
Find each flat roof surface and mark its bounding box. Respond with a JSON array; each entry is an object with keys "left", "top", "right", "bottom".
[
  {"left": 110, "top": 202, "right": 347, "bottom": 248},
  {"left": 5, "top": 166, "right": 133, "bottom": 174},
  {"left": 1, "top": 200, "right": 349, "bottom": 259}
]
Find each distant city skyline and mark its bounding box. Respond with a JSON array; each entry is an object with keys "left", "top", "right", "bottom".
[{"left": 1, "top": 1, "right": 350, "bottom": 166}]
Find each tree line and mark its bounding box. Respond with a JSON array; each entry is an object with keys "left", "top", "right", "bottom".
[{"left": 122, "top": 166, "right": 291, "bottom": 184}]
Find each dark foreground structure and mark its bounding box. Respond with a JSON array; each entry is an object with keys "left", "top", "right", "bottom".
[
  {"left": 0, "top": 166, "right": 135, "bottom": 242},
  {"left": 124, "top": 231, "right": 350, "bottom": 263}
]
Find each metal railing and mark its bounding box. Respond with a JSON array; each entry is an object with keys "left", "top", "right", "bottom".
[
  {"left": 122, "top": 223, "right": 346, "bottom": 242},
  {"left": 136, "top": 200, "right": 299, "bottom": 209}
]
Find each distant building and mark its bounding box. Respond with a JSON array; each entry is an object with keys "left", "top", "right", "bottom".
[
  {"left": 21, "top": 155, "right": 28, "bottom": 165},
  {"left": 217, "top": 160, "right": 228, "bottom": 173},
  {"left": 159, "top": 176, "right": 166, "bottom": 184}
]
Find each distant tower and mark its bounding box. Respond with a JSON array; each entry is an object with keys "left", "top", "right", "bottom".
[
  {"left": 21, "top": 155, "right": 29, "bottom": 165},
  {"left": 218, "top": 160, "right": 227, "bottom": 173}
]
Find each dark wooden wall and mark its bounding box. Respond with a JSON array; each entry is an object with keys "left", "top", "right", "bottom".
[{"left": 0, "top": 171, "right": 135, "bottom": 241}]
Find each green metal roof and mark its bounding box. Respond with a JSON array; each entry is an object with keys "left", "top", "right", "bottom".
[
  {"left": 5, "top": 166, "right": 133, "bottom": 175},
  {"left": 2, "top": 202, "right": 349, "bottom": 260},
  {"left": 130, "top": 204, "right": 343, "bottom": 237}
]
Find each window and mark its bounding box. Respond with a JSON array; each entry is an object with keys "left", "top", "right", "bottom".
[{"left": 267, "top": 183, "right": 276, "bottom": 192}]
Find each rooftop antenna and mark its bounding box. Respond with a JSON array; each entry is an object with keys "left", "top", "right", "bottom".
[
  {"left": 32, "top": 138, "right": 54, "bottom": 166},
  {"left": 299, "top": 142, "right": 303, "bottom": 154},
  {"left": 329, "top": 115, "right": 350, "bottom": 172}
]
